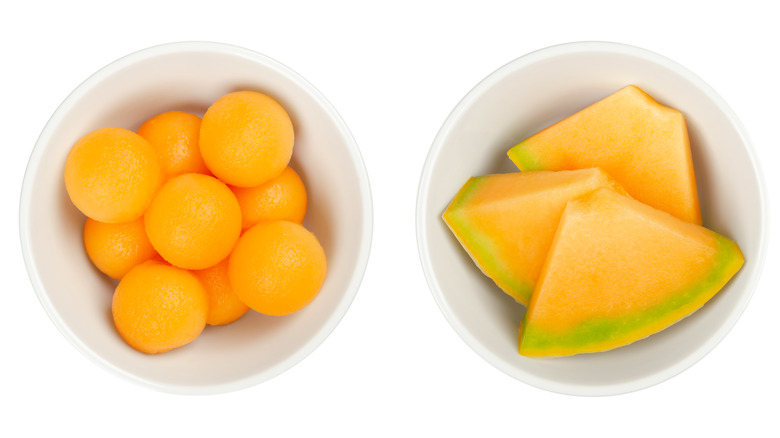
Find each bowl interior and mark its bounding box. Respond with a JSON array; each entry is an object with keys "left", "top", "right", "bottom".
[
  {"left": 21, "top": 42, "right": 371, "bottom": 394},
  {"left": 417, "top": 42, "right": 766, "bottom": 396}
]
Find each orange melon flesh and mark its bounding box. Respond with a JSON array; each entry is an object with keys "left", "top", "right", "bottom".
[
  {"left": 507, "top": 85, "right": 702, "bottom": 224},
  {"left": 442, "top": 168, "right": 626, "bottom": 305},
  {"left": 518, "top": 188, "right": 743, "bottom": 357}
]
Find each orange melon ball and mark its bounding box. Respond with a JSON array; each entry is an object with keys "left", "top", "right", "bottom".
[
  {"left": 112, "top": 261, "right": 208, "bottom": 354},
  {"left": 229, "top": 220, "right": 327, "bottom": 316},
  {"left": 199, "top": 90, "right": 294, "bottom": 187},
  {"left": 192, "top": 258, "right": 250, "bottom": 326},
  {"left": 144, "top": 173, "right": 241, "bottom": 270},
  {"left": 83, "top": 217, "right": 158, "bottom": 279},
  {"left": 136, "top": 111, "right": 209, "bottom": 179},
  {"left": 231, "top": 166, "right": 307, "bottom": 230},
  {"left": 64, "top": 127, "right": 162, "bottom": 223}
]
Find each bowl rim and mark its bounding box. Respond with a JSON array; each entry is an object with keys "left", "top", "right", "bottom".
[
  {"left": 415, "top": 40, "right": 769, "bottom": 396},
  {"left": 19, "top": 40, "right": 374, "bottom": 395}
]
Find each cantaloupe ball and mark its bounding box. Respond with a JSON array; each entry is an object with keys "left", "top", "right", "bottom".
[
  {"left": 112, "top": 260, "right": 208, "bottom": 354},
  {"left": 144, "top": 173, "right": 241, "bottom": 270},
  {"left": 64, "top": 127, "right": 162, "bottom": 223},
  {"left": 199, "top": 90, "right": 294, "bottom": 187},
  {"left": 230, "top": 166, "right": 307, "bottom": 230},
  {"left": 136, "top": 111, "right": 209, "bottom": 179},
  {"left": 83, "top": 217, "right": 158, "bottom": 279},
  {"left": 191, "top": 258, "right": 249, "bottom": 326},
  {"left": 229, "top": 221, "right": 326, "bottom": 316}
]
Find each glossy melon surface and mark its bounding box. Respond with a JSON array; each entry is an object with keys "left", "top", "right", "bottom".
[
  {"left": 518, "top": 188, "right": 743, "bottom": 357},
  {"left": 507, "top": 85, "right": 701, "bottom": 224},
  {"left": 442, "top": 168, "right": 625, "bottom": 305}
]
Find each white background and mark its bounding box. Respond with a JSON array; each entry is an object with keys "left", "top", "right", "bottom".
[{"left": 3, "top": 1, "right": 777, "bottom": 436}]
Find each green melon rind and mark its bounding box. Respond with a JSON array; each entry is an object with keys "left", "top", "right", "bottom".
[
  {"left": 518, "top": 234, "right": 744, "bottom": 356},
  {"left": 443, "top": 176, "right": 534, "bottom": 304},
  {"left": 507, "top": 142, "right": 545, "bottom": 171}
]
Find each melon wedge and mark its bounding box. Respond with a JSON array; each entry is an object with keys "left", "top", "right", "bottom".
[
  {"left": 507, "top": 85, "right": 701, "bottom": 224},
  {"left": 442, "top": 168, "right": 626, "bottom": 305},
  {"left": 518, "top": 188, "right": 743, "bottom": 357}
]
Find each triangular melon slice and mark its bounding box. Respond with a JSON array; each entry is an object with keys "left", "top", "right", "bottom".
[
  {"left": 442, "top": 168, "right": 626, "bottom": 305},
  {"left": 518, "top": 188, "right": 743, "bottom": 357},
  {"left": 507, "top": 85, "right": 701, "bottom": 224}
]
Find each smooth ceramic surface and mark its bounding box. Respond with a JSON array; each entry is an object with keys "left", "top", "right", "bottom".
[
  {"left": 20, "top": 42, "right": 373, "bottom": 394},
  {"left": 416, "top": 41, "right": 767, "bottom": 396}
]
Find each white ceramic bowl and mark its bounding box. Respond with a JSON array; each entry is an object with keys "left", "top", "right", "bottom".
[
  {"left": 416, "top": 41, "right": 767, "bottom": 396},
  {"left": 20, "top": 42, "right": 372, "bottom": 394}
]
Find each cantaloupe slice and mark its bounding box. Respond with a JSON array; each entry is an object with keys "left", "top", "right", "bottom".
[
  {"left": 442, "top": 168, "right": 626, "bottom": 305},
  {"left": 507, "top": 85, "right": 701, "bottom": 224},
  {"left": 518, "top": 188, "right": 743, "bottom": 357}
]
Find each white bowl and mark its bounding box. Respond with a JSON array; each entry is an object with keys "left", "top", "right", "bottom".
[
  {"left": 20, "top": 42, "right": 372, "bottom": 394},
  {"left": 416, "top": 41, "right": 768, "bottom": 396}
]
